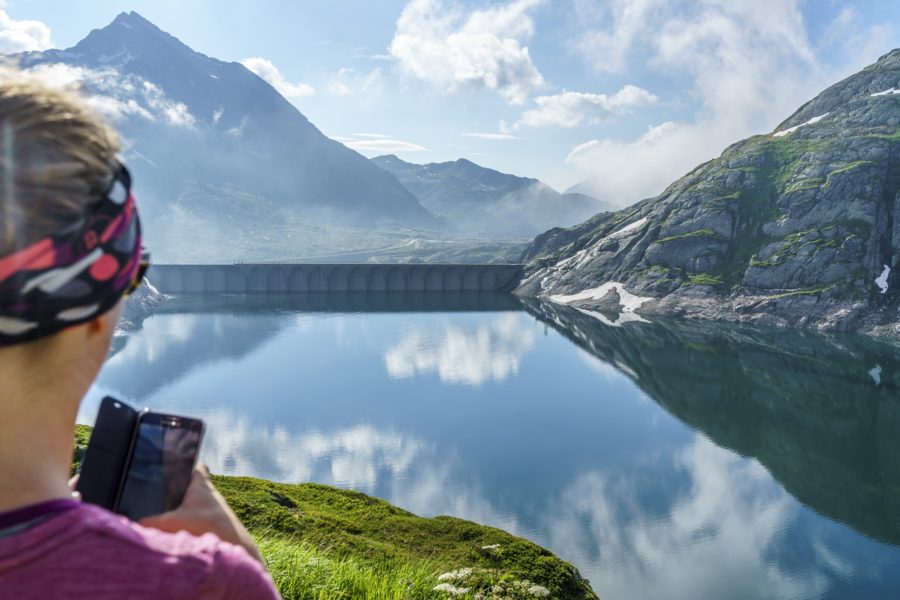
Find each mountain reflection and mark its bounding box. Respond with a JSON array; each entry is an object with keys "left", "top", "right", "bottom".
[{"left": 524, "top": 298, "right": 900, "bottom": 548}]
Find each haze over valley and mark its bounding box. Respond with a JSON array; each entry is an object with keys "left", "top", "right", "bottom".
[{"left": 14, "top": 12, "right": 612, "bottom": 264}]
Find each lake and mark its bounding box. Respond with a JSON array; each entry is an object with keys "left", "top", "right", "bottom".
[{"left": 82, "top": 293, "right": 900, "bottom": 600}]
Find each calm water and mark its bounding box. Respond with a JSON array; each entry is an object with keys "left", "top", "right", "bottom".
[{"left": 82, "top": 293, "right": 900, "bottom": 600}]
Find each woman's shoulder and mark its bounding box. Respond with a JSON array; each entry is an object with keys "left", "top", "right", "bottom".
[
  {"left": 81, "top": 503, "right": 280, "bottom": 597},
  {"left": 0, "top": 503, "right": 279, "bottom": 599}
]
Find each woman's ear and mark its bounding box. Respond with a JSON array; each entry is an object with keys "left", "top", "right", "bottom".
[
  {"left": 86, "top": 316, "right": 105, "bottom": 336},
  {"left": 86, "top": 301, "right": 123, "bottom": 339}
]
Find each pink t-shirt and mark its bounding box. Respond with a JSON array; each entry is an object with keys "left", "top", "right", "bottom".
[{"left": 0, "top": 501, "right": 281, "bottom": 599}]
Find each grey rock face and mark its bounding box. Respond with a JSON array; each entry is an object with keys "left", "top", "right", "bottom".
[
  {"left": 119, "top": 277, "right": 167, "bottom": 331},
  {"left": 518, "top": 49, "right": 900, "bottom": 336}
]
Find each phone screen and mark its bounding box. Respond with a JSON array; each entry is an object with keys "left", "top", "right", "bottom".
[{"left": 117, "top": 414, "right": 203, "bottom": 521}]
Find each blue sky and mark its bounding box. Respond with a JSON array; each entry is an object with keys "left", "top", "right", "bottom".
[{"left": 2, "top": 0, "right": 898, "bottom": 201}]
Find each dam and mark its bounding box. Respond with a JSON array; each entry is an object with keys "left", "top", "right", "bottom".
[{"left": 150, "top": 263, "right": 525, "bottom": 294}]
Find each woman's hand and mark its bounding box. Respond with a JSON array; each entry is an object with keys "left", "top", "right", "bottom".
[
  {"left": 68, "top": 474, "right": 81, "bottom": 501},
  {"left": 138, "top": 465, "right": 265, "bottom": 565}
]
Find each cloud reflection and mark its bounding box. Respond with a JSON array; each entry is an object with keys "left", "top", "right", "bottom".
[
  {"left": 543, "top": 436, "right": 838, "bottom": 600},
  {"left": 384, "top": 313, "right": 536, "bottom": 385},
  {"left": 197, "top": 409, "right": 427, "bottom": 490},
  {"left": 184, "top": 405, "right": 854, "bottom": 600}
]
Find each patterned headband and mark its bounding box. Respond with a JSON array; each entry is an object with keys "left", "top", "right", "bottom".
[{"left": 0, "top": 162, "right": 143, "bottom": 346}]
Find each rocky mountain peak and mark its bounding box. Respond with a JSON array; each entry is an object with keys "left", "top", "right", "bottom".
[
  {"left": 110, "top": 11, "right": 159, "bottom": 31},
  {"left": 518, "top": 48, "right": 900, "bottom": 337},
  {"left": 68, "top": 10, "right": 191, "bottom": 65},
  {"left": 872, "top": 48, "right": 900, "bottom": 69}
]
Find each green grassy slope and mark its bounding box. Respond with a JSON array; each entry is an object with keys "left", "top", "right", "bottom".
[{"left": 73, "top": 425, "right": 597, "bottom": 599}]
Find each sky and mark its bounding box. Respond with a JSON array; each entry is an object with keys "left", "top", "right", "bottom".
[{"left": 1, "top": 0, "right": 898, "bottom": 203}]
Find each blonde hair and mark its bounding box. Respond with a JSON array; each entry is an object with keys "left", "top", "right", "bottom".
[{"left": 0, "top": 66, "right": 121, "bottom": 255}]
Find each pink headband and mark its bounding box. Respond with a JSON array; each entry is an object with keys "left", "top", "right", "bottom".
[{"left": 0, "top": 163, "right": 143, "bottom": 346}]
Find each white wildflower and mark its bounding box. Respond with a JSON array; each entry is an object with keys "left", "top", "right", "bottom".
[
  {"left": 437, "top": 568, "right": 473, "bottom": 581},
  {"left": 433, "top": 583, "right": 470, "bottom": 596}
]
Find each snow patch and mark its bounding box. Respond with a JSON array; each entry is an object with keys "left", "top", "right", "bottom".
[
  {"left": 607, "top": 217, "right": 648, "bottom": 240},
  {"left": 549, "top": 282, "right": 653, "bottom": 314},
  {"left": 773, "top": 113, "right": 829, "bottom": 137},
  {"left": 576, "top": 307, "right": 649, "bottom": 328},
  {"left": 875, "top": 264, "right": 891, "bottom": 294},
  {"left": 97, "top": 49, "right": 136, "bottom": 67},
  {"left": 869, "top": 364, "right": 882, "bottom": 386},
  {"left": 555, "top": 217, "right": 649, "bottom": 270},
  {"left": 871, "top": 88, "right": 900, "bottom": 97}
]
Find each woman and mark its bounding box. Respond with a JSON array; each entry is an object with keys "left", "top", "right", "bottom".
[{"left": 0, "top": 70, "right": 279, "bottom": 598}]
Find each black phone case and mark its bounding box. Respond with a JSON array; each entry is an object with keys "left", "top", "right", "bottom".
[{"left": 75, "top": 397, "right": 139, "bottom": 510}]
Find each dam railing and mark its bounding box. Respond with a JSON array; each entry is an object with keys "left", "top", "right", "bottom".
[{"left": 150, "top": 263, "right": 524, "bottom": 294}]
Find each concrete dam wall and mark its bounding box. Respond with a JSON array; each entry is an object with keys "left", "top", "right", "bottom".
[{"left": 150, "top": 264, "right": 524, "bottom": 294}]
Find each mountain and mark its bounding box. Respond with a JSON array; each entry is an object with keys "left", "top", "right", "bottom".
[
  {"left": 518, "top": 48, "right": 900, "bottom": 335},
  {"left": 16, "top": 12, "right": 438, "bottom": 262},
  {"left": 372, "top": 155, "right": 614, "bottom": 238}
]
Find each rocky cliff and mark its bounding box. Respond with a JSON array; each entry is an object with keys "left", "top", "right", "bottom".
[{"left": 518, "top": 49, "right": 900, "bottom": 335}]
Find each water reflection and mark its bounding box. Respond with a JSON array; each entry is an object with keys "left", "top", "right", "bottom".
[
  {"left": 545, "top": 438, "right": 826, "bottom": 600},
  {"left": 525, "top": 298, "right": 900, "bottom": 548},
  {"left": 86, "top": 294, "right": 900, "bottom": 599},
  {"left": 385, "top": 313, "right": 536, "bottom": 385}
]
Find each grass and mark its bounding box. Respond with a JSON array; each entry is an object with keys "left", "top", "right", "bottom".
[
  {"left": 257, "top": 537, "right": 444, "bottom": 600},
  {"left": 785, "top": 177, "right": 824, "bottom": 193},
  {"left": 654, "top": 229, "right": 727, "bottom": 244},
  {"left": 825, "top": 160, "right": 876, "bottom": 180},
  {"left": 867, "top": 128, "right": 900, "bottom": 143},
  {"left": 72, "top": 426, "right": 597, "bottom": 600},
  {"left": 767, "top": 285, "right": 834, "bottom": 300},
  {"left": 685, "top": 274, "right": 724, "bottom": 287}
]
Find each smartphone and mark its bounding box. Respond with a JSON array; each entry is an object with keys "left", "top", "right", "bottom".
[
  {"left": 76, "top": 397, "right": 142, "bottom": 510},
  {"left": 116, "top": 412, "right": 205, "bottom": 521}
]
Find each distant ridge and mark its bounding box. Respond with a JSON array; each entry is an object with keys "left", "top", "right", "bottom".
[{"left": 373, "top": 154, "right": 615, "bottom": 238}]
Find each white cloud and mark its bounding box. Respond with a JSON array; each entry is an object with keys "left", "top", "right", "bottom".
[
  {"left": 141, "top": 80, "right": 195, "bottom": 127},
  {"left": 566, "top": 121, "right": 699, "bottom": 202},
  {"left": 564, "top": 0, "right": 887, "bottom": 204},
  {"left": 240, "top": 57, "right": 314, "bottom": 101},
  {"left": 385, "top": 313, "right": 536, "bottom": 386},
  {"left": 520, "top": 85, "right": 658, "bottom": 128},
  {"left": 326, "top": 67, "right": 384, "bottom": 99},
  {"left": 26, "top": 63, "right": 195, "bottom": 128},
  {"left": 462, "top": 132, "right": 520, "bottom": 140},
  {"left": 343, "top": 135, "right": 428, "bottom": 154},
  {"left": 0, "top": 10, "right": 52, "bottom": 54},
  {"left": 389, "top": 0, "right": 545, "bottom": 105}
]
